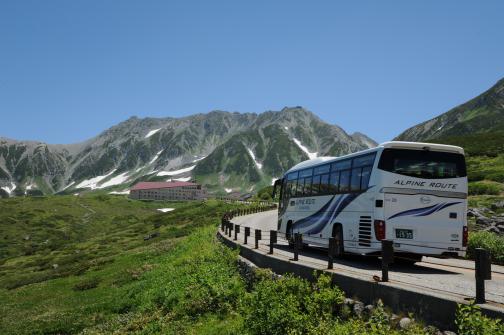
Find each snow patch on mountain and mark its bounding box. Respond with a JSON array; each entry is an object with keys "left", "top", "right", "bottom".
[
  {"left": 99, "top": 171, "right": 130, "bottom": 188},
  {"left": 62, "top": 181, "right": 75, "bottom": 191},
  {"left": 145, "top": 128, "right": 161, "bottom": 138},
  {"left": 192, "top": 156, "right": 207, "bottom": 163},
  {"left": 75, "top": 170, "right": 116, "bottom": 190},
  {"left": 173, "top": 177, "right": 191, "bottom": 182},
  {"left": 157, "top": 165, "right": 195, "bottom": 176},
  {"left": 1, "top": 182, "right": 16, "bottom": 195},
  {"left": 149, "top": 150, "right": 164, "bottom": 165},
  {"left": 293, "top": 138, "right": 318, "bottom": 160},
  {"left": 109, "top": 190, "right": 130, "bottom": 195},
  {"left": 157, "top": 208, "right": 175, "bottom": 213},
  {"left": 246, "top": 147, "right": 262, "bottom": 169}
]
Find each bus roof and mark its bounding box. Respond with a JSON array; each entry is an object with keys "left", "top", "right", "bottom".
[
  {"left": 379, "top": 141, "right": 465, "bottom": 155},
  {"left": 284, "top": 141, "right": 464, "bottom": 175}
]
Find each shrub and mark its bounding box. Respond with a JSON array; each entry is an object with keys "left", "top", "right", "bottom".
[
  {"left": 241, "top": 273, "right": 344, "bottom": 334},
  {"left": 456, "top": 303, "right": 504, "bottom": 335},
  {"left": 487, "top": 172, "right": 504, "bottom": 183},
  {"left": 467, "top": 231, "right": 504, "bottom": 265},
  {"left": 73, "top": 277, "right": 100, "bottom": 291},
  {"left": 469, "top": 182, "right": 501, "bottom": 195}
]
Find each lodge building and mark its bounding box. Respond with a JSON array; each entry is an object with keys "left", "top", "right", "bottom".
[{"left": 129, "top": 181, "right": 206, "bottom": 201}]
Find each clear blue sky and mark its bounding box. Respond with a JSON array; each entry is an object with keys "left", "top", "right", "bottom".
[{"left": 1, "top": 1, "right": 503, "bottom": 144}]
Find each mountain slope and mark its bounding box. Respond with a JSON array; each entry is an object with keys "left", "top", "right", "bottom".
[
  {"left": 395, "top": 78, "right": 504, "bottom": 155},
  {"left": 0, "top": 108, "right": 376, "bottom": 196},
  {"left": 194, "top": 107, "right": 376, "bottom": 192}
]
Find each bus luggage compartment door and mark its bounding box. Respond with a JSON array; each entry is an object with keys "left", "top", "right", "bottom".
[{"left": 383, "top": 193, "right": 465, "bottom": 252}]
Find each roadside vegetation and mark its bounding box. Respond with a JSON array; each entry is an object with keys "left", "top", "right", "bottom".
[{"left": 2, "top": 195, "right": 502, "bottom": 334}]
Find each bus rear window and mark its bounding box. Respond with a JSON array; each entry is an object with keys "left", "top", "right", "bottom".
[{"left": 378, "top": 148, "right": 466, "bottom": 179}]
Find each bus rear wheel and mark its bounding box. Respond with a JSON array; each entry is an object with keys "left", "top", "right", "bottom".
[{"left": 332, "top": 224, "right": 345, "bottom": 259}]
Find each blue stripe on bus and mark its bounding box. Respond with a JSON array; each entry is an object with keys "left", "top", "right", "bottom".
[{"left": 387, "top": 202, "right": 461, "bottom": 220}]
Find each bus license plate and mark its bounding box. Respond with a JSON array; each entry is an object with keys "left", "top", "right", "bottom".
[{"left": 396, "top": 229, "right": 413, "bottom": 239}]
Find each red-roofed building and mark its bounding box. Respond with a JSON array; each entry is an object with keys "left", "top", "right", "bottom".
[{"left": 129, "top": 181, "right": 206, "bottom": 201}]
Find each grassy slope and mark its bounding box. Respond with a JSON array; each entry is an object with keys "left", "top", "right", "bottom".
[
  {"left": 0, "top": 196, "right": 502, "bottom": 334},
  {"left": 0, "top": 196, "right": 243, "bottom": 334}
]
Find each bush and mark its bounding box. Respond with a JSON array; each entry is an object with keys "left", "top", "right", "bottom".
[
  {"left": 456, "top": 303, "right": 504, "bottom": 335},
  {"left": 73, "top": 277, "right": 100, "bottom": 291},
  {"left": 467, "top": 231, "right": 504, "bottom": 265},
  {"left": 469, "top": 182, "right": 501, "bottom": 195},
  {"left": 241, "top": 273, "right": 344, "bottom": 334},
  {"left": 487, "top": 172, "right": 504, "bottom": 183}
]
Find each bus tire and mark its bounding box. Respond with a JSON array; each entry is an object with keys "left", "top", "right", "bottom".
[{"left": 332, "top": 224, "right": 345, "bottom": 258}]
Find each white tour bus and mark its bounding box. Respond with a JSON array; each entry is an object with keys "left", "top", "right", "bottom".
[{"left": 273, "top": 141, "right": 468, "bottom": 263}]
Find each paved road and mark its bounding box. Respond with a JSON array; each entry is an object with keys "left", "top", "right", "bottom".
[{"left": 231, "top": 210, "right": 504, "bottom": 306}]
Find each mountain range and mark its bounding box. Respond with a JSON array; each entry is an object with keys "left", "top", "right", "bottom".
[
  {"left": 2, "top": 76, "right": 503, "bottom": 198},
  {"left": 0, "top": 107, "right": 376, "bottom": 196},
  {"left": 395, "top": 78, "right": 504, "bottom": 155}
]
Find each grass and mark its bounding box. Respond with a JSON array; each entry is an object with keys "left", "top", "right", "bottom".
[
  {"left": 0, "top": 195, "right": 243, "bottom": 334},
  {"left": 0, "top": 195, "right": 502, "bottom": 334}
]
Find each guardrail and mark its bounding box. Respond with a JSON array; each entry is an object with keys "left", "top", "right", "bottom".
[{"left": 220, "top": 209, "right": 494, "bottom": 304}]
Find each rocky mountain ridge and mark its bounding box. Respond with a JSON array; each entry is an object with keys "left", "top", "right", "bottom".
[
  {"left": 0, "top": 107, "right": 377, "bottom": 196},
  {"left": 395, "top": 77, "right": 504, "bottom": 152}
]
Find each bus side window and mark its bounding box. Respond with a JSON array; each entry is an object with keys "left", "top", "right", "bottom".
[
  {"left": 312, "top": 175, "right": 321, "bottom": 195},
  {"left": 361, "top": 166, "right": 372, "bottom": 189},
  {"left": 296, "top": 179, "right": 303, "bottom": 197},
  {"left": 339, "top": 170, "right": 351, "bottom": 193},
  {"left": 350, "top": 167, "right": 361, "bottom": 192},
  {"left": 329, "top": 172, "right": 339, "bottom": 194},
  {"left": 303, "top": 177, "right": 312, "bottom": 196},
  {"left": 320, "top": 174, "right": 329, "bottom": 194}
]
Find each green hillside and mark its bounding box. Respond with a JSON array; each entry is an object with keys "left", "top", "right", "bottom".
[{"left": 2, "top": 196, "right": 499, "bottom": 335}]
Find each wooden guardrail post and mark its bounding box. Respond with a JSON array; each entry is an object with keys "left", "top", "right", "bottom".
[
  {"left": 255, "top": 229, "right": 261, "bottom": 249},
  {"left": 269, "top": 230, "right": 277, "bottom": 254},
  {"left": 328, "top": 237, "right": 336, "bottom": 269},
  {"left": 381, "top": 240, "right": 394, "bottom": 282},
  {"left": 244, "top": 226, "right": 250, "bottom": 244},
  {"left": 475, "top": 248, "right": 492, "bottom": 304},
  {"left": 234, "top": 224, "right": 240, "bottom": 241},
  {"left": 293, "top": 233, "right": 302, "bottom": 261}
]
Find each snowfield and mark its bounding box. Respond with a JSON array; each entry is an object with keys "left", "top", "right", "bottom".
[
  {"left": 145, "top": 128, "right": 161, "bottom": 138},
  {"left": 99, "top": 171, "right": 130, "bottom": 188},
  {"left": 173, "top": 177, "right": 191, "bottom": 182},
  {"left": 75, "top": 170, "right": 117, "bottom": 190},
  {"left": 109, "top": 190, "right": 130, "bottom": 195},
  {"left": 293, "top": 138, "right": 318, "bottom": 160},
  {"left": 157, "top": 165, "right": 195, "bottom": 176},
  {"left": 1, "top": 182, "right": 16, "bottom": 195},
  {"left": 149, "top": 150, "right": 164, "bottom": 165},
  {"left": 246, "top": 147, "right": 263, "bottom": 169},
  {"left": 157, "top": 208, "right": 175, "bottom": 213},
  {"left": 192, "top": 156, "right": 207, "bottom": 163}
]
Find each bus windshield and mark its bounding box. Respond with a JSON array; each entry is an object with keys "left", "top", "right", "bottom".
[{"left": 378, "top": 148, "right": 466, "bottom": 179}]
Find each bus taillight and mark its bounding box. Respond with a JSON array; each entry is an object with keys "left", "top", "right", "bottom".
[
  {"left": 462, "top": 226, "right": 468, "bottom": 247},
  {"left": 374, "top": 220, "right": 386, "bottom": 241}
]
